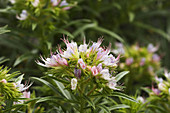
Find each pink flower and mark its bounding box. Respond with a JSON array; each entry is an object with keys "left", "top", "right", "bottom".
[
  {"left": 152, "top": 54, "right": 160, "bottom": 62},
  {"left": 140, "top": 57, "right": 146, "bottom": 66},
  {"left": 36, "top": 54, "right": 68, "bottom": 68},
  {"left": 97, "top": 63, "right": 102, "bottom": 72},
  {"left": 78, "top": 58, "right": 86, "bottom": 69},
  {"left": 89, "top": 38, "right": 103, "bottom": 53},
  {"left": 147, "top": 44, "right": 159, "bottom": 53},
  {"left": 51, "top": 0, "right": 60, "bottom": 6},
  {"left": 91, "top": 66, "right": 99, "bottom": 76},
  {"left": 23, "top": 91, "right": 31, "bottom": 98},
  {"left": 0, "top": 79, "right": 7, "bottom": 84},
  {"left": 126, "top": 57, "right": 133, "bottom": 65}
]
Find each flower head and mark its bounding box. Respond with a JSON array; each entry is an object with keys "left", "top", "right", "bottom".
[
  {"left": 152, "top": 54, "right": 160, "bottom": 62},
  {"left": 147, "top": 43, "right": 158, "bottom": 53},
  {"left": 31, "top": 0, "right": 39, "bottom": 7},
  {"left": 126, "top": 57, "right": 133, "bottom": 65},
  {"left": 16, "top": 10, "right": 28, "bottom": 20},
  {"left": 51, "top": 0, "right": 60, "bottom": 6}
]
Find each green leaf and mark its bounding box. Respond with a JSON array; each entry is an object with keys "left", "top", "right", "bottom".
[
  {"left": 97, "top": 105, "right": 111, "bottom": 113},
  {"left": 31, "top": 77, "right": 63, "bottom": 96},
  {"left": 73, "top": 22, "right": 97, "bottom": 37},
  {"left": 54, "top": 80, "right": 71, "bottom": 100},
  {"left": 128, "top": 12, "right": 135, "bottom": 22},
  {"left": 0, "top": 57, "right": 9, "bottom": 64},
  {"left": 13, "top": 53, "right": 33, "bottom": 67},
  {"left": 115, "top": 71, "right": 129, "bottom": 82},
  {"left": 83, "top": 94, "right": 95, "bottom": 110},
  {"left": 111, "top": 92, "right": 138, "bottom": 103},
  {"left": 93, "top": 26, "right": 124, "bottom": 43},
  {"left": 0, "top": 25, "right": 10, "bottom": 35},
  {"left": 36, "top": 96, "right": 64, "bottom": 103},
  {"left": 134, "top": 22, "right": 170, "bottom": 41},
  {"left": 109, "top": 104, "right": 130, "bottom": 111}
]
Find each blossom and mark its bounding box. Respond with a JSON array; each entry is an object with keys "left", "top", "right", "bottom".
[
  {"left": 9, "top": 0, "right": 15, "bottom": 4},
  {"left": 51, "top": 0, "right": 60, "bottom": 6},
  {"left": 78, "top": 58, "right": 86, "bottom": 69},
  {"left": 155, "top": 76, "right": 163, "bottom": 83},
  {"left": 158, "top": 83, "right": 167, "bottom": 91},
  {"left": 89, "top": 38, "right": 103, "bottom": 53},
  {"left": 36, "top": 54, "right": 68, "bottom": 67},
  {"left": 16, "top": 10, "right": 28, "bottom": 20},
  {"left": 79, "top": 44, "right": 88, "bottom": 53},
  {"left": 101, "top": 54, "right": 119, "bottom": 67},
  {"left": 136, "top": 96, "right": 145, "bottom": 103},
  {"left": 91, "top": 66, "right": 99, "bottom": 76},
  {"left": 100, "top": 69, "right": 111, "bottom": 80},
  {"left": 152, "top": 86, "right": 160, "bottom": 95},
  {"left": 60, "top": 0, "right": 71, "bottom": 10},
  {"left": 140, "top": 57, "right": 146, "bottom": 66},
  {"left": 71, "top": 78, "right": 77, "bottom": 90},
  {"left": 107, "top": 78, "right": 118, "bottom": 90},
  {"left": 31, "top": 0, "right": 39, "bottom": 7},
  {"left": 15, "top": 80, "right": 31, "bottom": 92},
  {"left": 0, "top": 79, "right": 7, "bottom": 84},
  {"left": 147, "top": 43, "right": 158, "bottom": 53},
  {"left": 152, "top": 54, "right": 160, "bottom": 62},
  {"left": 125, "top": 57, "right": 133, "bottom": 65},
  {"left": 164, "top": 70, "right": 170, "bottom": 79},
  {"left": 112, "top": 42, "right": 125, "bottom": 55},
  {"left": 97, "top": 63, "right": 102, "bottom": 72},
  {"left": 62, "top": 39, "right": 79, "bottom": 59}
]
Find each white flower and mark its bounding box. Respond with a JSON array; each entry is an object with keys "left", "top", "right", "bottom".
[
  {"left": 79, "top": 44, "right": 88, "bottom": 53},
  {"left": 31, "top": 0, "right": 39, "bottom": 7},
  {"left": 62, "top": 39, "right": 79, "bottom": 59},
  {"left": 107, "top": 78, "right": 118, "bottom": 90},
  {"left": 164, "top": 70, "right": 170, "bottom": 80},
  {"left": 71, "top": 78, "right": 77, "bottom": 90},
  {"left": 100, "top": 69, "right": 111, "bottom": 80},
  {"left": 51, "top": 0, "right": 60, "bottom": 6},
  {"left": 147, "top": 43, "right": 158, "bottom": 53},
  {"left": 158, "top": 83, "right": 166, "bottom": 91},
  {"left": 9, "top": 0, "right": 15, "bottom": 4},
  {"left": 136, "top": 96, "right": 145, "bottom": 103},
  {"left": 16, "top": 10, "right": 28, "bottom": 20}
]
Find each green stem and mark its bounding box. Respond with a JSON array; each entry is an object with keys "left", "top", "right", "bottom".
[{"left": 80, "top": 83, "right": 85, "bottom": 113}]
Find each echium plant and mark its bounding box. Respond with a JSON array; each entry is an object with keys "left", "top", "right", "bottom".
[
  {"left": 113, "top": 43, "right": 161, "bottom": 94},
  {"left": 34, "top": 38, "right": 137, "bottom": 112},
  {"left": 0, "top": 66, "right": 31, "bottom": 112},
  {"left": 8, "top": 0, "right": 76, "bottom": 54},
  {"left": 141, "top": 70, "right": 170, "bottom": 113}
]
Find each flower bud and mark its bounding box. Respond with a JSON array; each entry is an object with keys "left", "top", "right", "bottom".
[{"left": 71, "top": 78, "right": 77, "bottom": 90}]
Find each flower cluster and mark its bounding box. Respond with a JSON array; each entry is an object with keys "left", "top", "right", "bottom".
[
  {"left": 37, "top": 38, "right": 120, "bottom": 91},
  {"left": 115, "top": 43, "right": 160, "bottom": 76},
  {"left": 11, "top": 0, "right": 71, "bottom": 21},
  {"left": 0, "top": 67, "right": 31, "bottom": 109},
  {"left": 153, "top": 70, "right": 170, "bottom": 96},
  {"left": 113, "top": 43, "right": 161, "bottom": 93}
]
